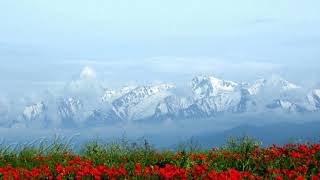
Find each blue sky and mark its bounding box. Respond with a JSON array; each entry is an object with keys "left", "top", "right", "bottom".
[{"left": 0, "top": 0, "right": 320, "bottom": 94}]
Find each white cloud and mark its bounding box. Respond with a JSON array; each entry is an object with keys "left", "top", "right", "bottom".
[{"left": 80, "top": 66, "right": 97, "bottom": 80}]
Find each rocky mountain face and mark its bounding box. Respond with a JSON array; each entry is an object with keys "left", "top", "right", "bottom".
[
  {"left": 266, "top": 99, "right": 307, "bottom": 113},
  {"left": 57, "top": 97, "right": 83, "bottom": 127}
]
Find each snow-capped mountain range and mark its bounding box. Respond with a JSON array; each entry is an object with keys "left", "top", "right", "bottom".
[{"left": 1, "top": 68, "right": 319, "bottom": 128}]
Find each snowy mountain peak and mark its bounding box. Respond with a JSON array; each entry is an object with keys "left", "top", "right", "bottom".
[
  {"left": 192, "top": 75, "right": 238, "bottom": 99},
  {"left": 268, "top": 76, "right": 301, "bottom": 90},
  {"left": 23, "top": 102, "right": 46, "bottom": 121}
]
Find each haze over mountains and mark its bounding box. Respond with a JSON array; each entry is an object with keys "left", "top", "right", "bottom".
[{"left": 0, "top": 67, "right": 319, "bottom": 129}]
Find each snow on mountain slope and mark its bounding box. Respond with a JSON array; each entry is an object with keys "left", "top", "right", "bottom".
[
  {"left": 112, "top": 84, "right": 175, "bottom": 120},
  {"left": 191, "top": 91, "right": 242, "bottom": 116},
  {"left": 248, "top": 77, "right": 300, "bottom": 95},
  {"left": 307, "top": 89, "right": 320, "bottom": 110},
  {"left": 19, "top": 102, "right": 48, "bottom": 128},
  {"left": 23, "top": 102, "right": 46, "bottom": 121},
  {"left": 58, "top": 97, "right": 83, "bottom": 126},
  {"left": 101, "top": 86, "right": 136, "bottom": 103},
  {"left": 234, "top": 88, "right": 257, "bottom": 113},
  {"left": 153, "top": 95, "right": 192, "bottom": 118},
  {"left": 192, "top": 75, "right": 239, "bottom": 99},
  {"left": 186, "top": 75, "right": 302, "bottom": 116},
  {"left": 86, "top": 109, "right": 122, "bottom": 126},
  {"left": 247, "top": 79, "right": 267, "bottom": 95},
  {"left": 266, "top": 99, "right": 307, "bottom": 113},
  {"left": 274, "top": 78, "right": 301, "bottom": 91},
  {"left": 187, "top": 75, "right": 244, "bottom": 116}
]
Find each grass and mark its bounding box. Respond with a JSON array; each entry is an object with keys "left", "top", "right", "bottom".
[{"left": 0, "top": 136, "right": 260, "bottom": 168}]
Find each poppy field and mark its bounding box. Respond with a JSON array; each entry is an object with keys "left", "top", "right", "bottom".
[{"left": 0, "top": 137, "right": 320, "bottom": 180}]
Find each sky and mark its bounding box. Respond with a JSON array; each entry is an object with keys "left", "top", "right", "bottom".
[{"left": 0, "top": 0, "right": 320, "bottom": 95}]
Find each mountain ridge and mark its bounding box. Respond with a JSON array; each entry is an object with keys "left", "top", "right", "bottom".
[{"left": 2, "top": 74, "right": 319, "bottom": 128}]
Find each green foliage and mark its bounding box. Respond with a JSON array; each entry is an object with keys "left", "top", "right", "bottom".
[
  {"left": 222, "top": 135, "right": 261, "bottom": 154},
  {"left": 176, "top": 136, "right": 202, "bottom": 152}
]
